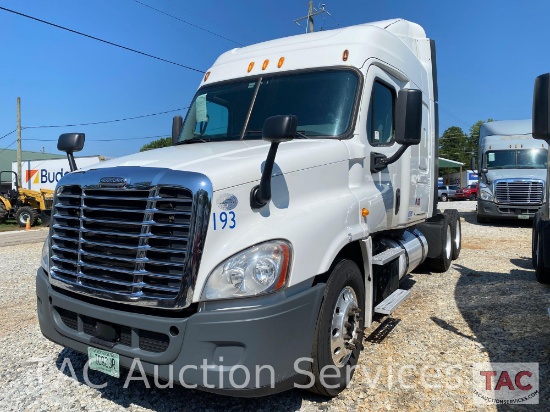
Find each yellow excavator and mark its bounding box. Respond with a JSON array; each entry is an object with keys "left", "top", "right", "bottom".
[{"left": 0, "top": 171, "right": 54, "bottom": 227}]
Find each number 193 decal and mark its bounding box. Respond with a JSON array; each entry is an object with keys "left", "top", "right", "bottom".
[{"left": 212, "top": 212, "right": 236, "bottom": 230}]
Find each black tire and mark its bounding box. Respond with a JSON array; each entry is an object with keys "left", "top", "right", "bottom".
[
  {"left": 308, "top": 259, "right": 365, "bottom": 397},
  {"left": 444, "top": 209, "right": 461, "bottom": 260},
  {"left": 425, "top": 214, "right": 452, "bottom": 272},
  {"left": 534, "top": 218, "right": 550, "bottom": 284},
  {"left": 15, "top": 206, "right": 38, "bottom": 227},
  {"left": 0, "top": 201, "right": 7, "bottom": 223},
  {"left": 469, "top": 194, "right": 476, "bottom": 201},
  {"left": 532, "top": 210, "right": 541, "bottom": 269},
  {"left": 440, "top": 193, "right": 448, "bottom": 202}
]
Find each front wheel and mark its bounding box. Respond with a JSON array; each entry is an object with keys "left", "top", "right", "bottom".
[
  {"left": 440, "top": 194, "right": 448, "bottom": 202},
  {"left": 308, "top": 259, "right": 365, "bottom": 397},
  {"left": 469, "top": 194, "right": 477, "bottom": 201},
  {"left": 15, "top": 206, "right": 38, "bottom": 227}
]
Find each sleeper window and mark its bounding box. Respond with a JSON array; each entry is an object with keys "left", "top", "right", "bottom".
[{"left": 367, "top": 81, "right": 395, "bottom": 145}]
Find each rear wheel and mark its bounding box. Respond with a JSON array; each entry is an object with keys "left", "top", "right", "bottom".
[
  {"left": 440, "top": 193, "right": 448, "bottom": 202},
  {"left": 469, "top": 194, "right": 476, "bottom": 201},
  {"left": 425, "top": 215, "right": 452, "bottom": 272},
  {"left": 15, "top": 206, "right": 38, "bottom": 227},
  {"left": 0, "top": 201, "right": 7, "bottom": 223},
  {"left": 444, "top": 209, "right": 461, "bottom": 260},
  {"left": 308, "top": 259, "right": 365, "bottom": 397}
]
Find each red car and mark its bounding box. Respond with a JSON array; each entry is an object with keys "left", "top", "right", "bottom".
[{"left": 454, "top": 184, "right": 478, "bottom": 200}]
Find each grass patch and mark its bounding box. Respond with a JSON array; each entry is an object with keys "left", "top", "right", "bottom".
[{"left": 0, "top": 220, "right": 23, "bottom": 232}]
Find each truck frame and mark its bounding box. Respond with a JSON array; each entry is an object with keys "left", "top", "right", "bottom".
[{"left": 36, "top": 19, "right": 461, "bottom": 397}]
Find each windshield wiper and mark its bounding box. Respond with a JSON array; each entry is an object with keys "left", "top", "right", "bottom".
[
  {"left": 295, "top": 130, "right": 310, "bottom": 139},
  {"left": 177, "top": 137, "right": 211, "bottom": 145}
]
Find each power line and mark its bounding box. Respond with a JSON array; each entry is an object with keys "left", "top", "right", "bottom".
[
  {"left": 25, "top": 134, "right": 168, "bottom": 142},
  {"left": 23, "top": 108, "right": 187, "bottom": 129},
  {"left": 0, "top": 130, "right": 16, "bottom": 141},
  {"left": 0, "top": 6, "right": 205, "bottom": 73},
  {"left": 0, "top": 140, "right": 16, "bottom": 153},
  {"left": 133, "top": 0, "right": 243, "bottom": 46}
]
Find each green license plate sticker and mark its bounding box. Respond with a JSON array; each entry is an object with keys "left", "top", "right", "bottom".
[
  {"left": 518, "top": 215, "right": 529, "bottom": 220},
  {"left": 88, "top": 347, "right": 120, "bottom": 378}
]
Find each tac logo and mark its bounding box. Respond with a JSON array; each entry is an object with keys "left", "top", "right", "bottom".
[{"left": 473, "top": 362, "right": 539, "bottom": 405}]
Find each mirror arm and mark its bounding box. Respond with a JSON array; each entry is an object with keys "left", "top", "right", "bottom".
[
  {"left": 250, "top": 142, "right": 280, "bottom": 209},
  {"left": 66, "top": 152, "right": 77, "bottom": 172},
  {"left": 370, "top": 144, "right": 409, "bottom": 173}
]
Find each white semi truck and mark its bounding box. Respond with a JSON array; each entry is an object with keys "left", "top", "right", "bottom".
[
  {"left": 36, "top": 19, "right": 461, "bottom": 397},
  {"left": 475, "top": 120, "right": 547, "bottom": 223}
]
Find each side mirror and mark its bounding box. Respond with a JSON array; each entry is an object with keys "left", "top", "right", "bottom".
[
  {"left": 250, "top": 115, "right": 297, "bottom": 209},
  {"left": 58, "top": 133, "right": 85, "bottom": 172},
  {"left": 371, "top": 89, "right": 422, "bottom": 173},
  {"left": 470, "top": 157, "right": 477, "bottom": 173},
  {"left": 394, "top": 89, "right": 423, "bottom": 146},
  {"left": 533, "top": 73, "right": 550, "bottom": 141},
  {"left": 172, "top": 115, "right": 183, "bottom": 145},
  {"left": 262, "top": 114, "right": 297, "bottom": 143}
]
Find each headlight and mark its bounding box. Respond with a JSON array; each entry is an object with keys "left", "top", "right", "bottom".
[
  {"left": 201, "top": 240, "right": 292, "bottom": 301},
  {"left": 480, "top": 189, "right": 493, "bottom": 201},
  {"left": 41, "top": 237, "right": 50, "bottom": 273}
]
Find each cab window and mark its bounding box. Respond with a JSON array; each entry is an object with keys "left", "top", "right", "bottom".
[{"left": 367, "top": 81, "right": 395, "bottom": 145}]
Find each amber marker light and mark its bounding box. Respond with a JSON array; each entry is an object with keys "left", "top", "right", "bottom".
[
  {"left": 278, "top": 57, "right": 285, "bottom": 68},
  {"left": 362, "top": 208, "right": 369, "bottom": 217},
  {"left": 204, "top": 71, "right": 211, "bottom": 81},
  {"left": 343, "top": 49, "right": 349, "bottom": 61},
  {"left": 247, "top": 62, "right": 255, "bottom": 73},
  {"left": 262, "top": 59, "right": 270, "bottom": 70}
]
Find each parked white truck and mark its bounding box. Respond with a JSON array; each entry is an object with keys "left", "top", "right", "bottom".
[
  {"left": 36, "top": 19, "right": 461, "bottom": 397},
  {"left": 531, "top": 73, "right": 550, "bottom": 284},
  {"left": 475, "top": 120, "right": 548, "bottom": 223}
]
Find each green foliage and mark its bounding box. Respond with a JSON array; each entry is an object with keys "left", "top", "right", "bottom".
[{"left": 140, "top": 137, "right": 171, "bottom": 152}]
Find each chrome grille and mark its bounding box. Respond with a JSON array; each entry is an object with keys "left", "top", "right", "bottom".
[
  {"left": 494, "top": 180, "right": 544, "bottom": 205},
  {"left": 49, "top": 168, "right": 211, "bottom": 309}
]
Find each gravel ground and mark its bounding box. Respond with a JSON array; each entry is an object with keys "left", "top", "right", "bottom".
[{"left": 0, "top": 200, "right": 549, "bottom": 411}]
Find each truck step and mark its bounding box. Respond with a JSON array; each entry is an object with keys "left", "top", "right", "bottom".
[
  {"left": 372, "top": 247, "right": 404, "bottom": 266},
  {"left": 374, "top": 289, "right": 410, "bottom": 315}
]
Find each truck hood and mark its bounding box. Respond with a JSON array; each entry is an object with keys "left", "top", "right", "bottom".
[
  {"left": 82, "top": 139, "right": 350, "bottom": 191},
  {"left": 486, "top": 168, "right": 546, "bottom": 183}
]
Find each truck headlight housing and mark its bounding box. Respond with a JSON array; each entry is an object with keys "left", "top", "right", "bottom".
[
  {"left": 480, "top": 189, "right": 493, "bottom": 202},
  {"left": 201, "top": 240, "right": 292, "bottom": 301},
  {"left": 41, "top": 237, "right": 50, "bottom": 273}
]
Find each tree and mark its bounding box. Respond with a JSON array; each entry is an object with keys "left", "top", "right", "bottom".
[
  {"left": 140, "top": 137, "right": 171, "bottom": 152},
  {"left": 439, "top": 126, "right": 468, "bottom": 173},
  {"left": 468, "top": 118, "right": 495, "bottom": 157}
]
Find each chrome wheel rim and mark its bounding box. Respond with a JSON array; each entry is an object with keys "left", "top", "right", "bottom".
[
  {"left": 454, "top": 220, "right": 461, "bottom": 252},
  {"left": 445, "top": 225, "right": 452, "bottom": 260},
  {"left": 330, "top": 286, "right": 360, "bottom": 367}
]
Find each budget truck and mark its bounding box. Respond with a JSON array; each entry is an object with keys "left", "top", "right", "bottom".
[
  {"left": 475, "top": 120, "right": 548, "bottom": 223},
  {"left": 36, "top": 19, "right": 461, "bottom": 397}
]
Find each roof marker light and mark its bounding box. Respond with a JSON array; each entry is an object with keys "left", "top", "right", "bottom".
[
  {"left": 204, "top": 71, "right": 211, "bottom": 81},
  {"left": 262, "top": 59, "right": 270, "bottom": 70},
  {"left": 248, "top": 62, "right": 255, "bottom": 73},
  {"left": 362, "top": 208, "right": 369, "bottom": 217},
  {"left": 343, "top": 50, "right": 349, "bottom": 61},
  {"left": 278, "top": 57, "right": 285, "bottom": 68}
]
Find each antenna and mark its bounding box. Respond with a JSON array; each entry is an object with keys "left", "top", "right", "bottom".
[{"left": 294, "top": 2, "right": 332, "bottom": 33}]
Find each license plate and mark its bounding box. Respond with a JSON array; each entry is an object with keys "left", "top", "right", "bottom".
[
  {"left": 518, "top": 215, "right": 529, "bottom": 220},
  {"left": 88, "top": 347, "right": 120, "bottom": 378}
]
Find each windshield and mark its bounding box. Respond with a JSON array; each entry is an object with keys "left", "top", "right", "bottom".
[
  {"left": 178, "top": 69, "right": 359, "bottom": 143},
  {"left": 485, "top": 149, "right": 548, "bottom": 170}
]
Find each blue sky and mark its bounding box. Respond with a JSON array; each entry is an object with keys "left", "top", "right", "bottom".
[{"left": 1, "top": 0, "right": 549, "bottom": 158}]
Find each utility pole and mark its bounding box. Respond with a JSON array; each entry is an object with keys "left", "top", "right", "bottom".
[
  {"left": 16, "top": 97, "right": 22, "bottom": 188},
  {"left": 308, "top": 1, "right": 314, "bottom": 34},
  {"left": 294, "top": 2, "right": 332, "bottom": 33}
]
